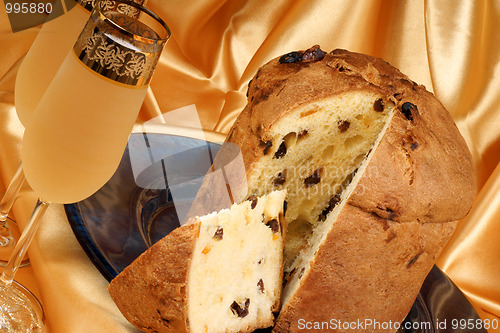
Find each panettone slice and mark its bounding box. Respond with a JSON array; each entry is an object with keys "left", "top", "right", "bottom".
[{"left": 108, "top": 190, "right": 287, "bottom": 333}]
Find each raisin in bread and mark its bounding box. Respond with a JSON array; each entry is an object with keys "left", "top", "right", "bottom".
[
  {"left": 108, "top": 190, "right": 287, "bottom": 333},
  {"left": 222, "top": 46, "right": 476, "bottom": 332}
]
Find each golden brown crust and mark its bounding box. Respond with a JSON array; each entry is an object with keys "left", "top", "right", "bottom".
[
  {"left": 225, "top": 46, "right": 476, "bottom": 332},
  {"left": 108, "top": 222, "right": 200, "bottom": 333},
  {"left": 348, "top": 72, "right": 476, "bottom": 223},
  {"left": 228, "top": 47, "right": 476, "bottom": 221},
  {"left": 273, "top": 205, "right": 457, "bottom": 333}
]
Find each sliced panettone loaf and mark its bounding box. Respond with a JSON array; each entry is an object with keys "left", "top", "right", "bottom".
[
  {"left": 108, "top": 190, "right": 287, "bottom": 333},
  {"left": 222, "top": 46, "right": 476, "bottom": 332}
]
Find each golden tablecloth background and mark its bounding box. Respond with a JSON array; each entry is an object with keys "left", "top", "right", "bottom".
[{"left": 1, "top": 0, "right": 499, "bottom": 331}]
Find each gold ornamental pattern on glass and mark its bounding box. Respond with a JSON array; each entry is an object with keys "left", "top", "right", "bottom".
[
  {"left": 76, "top": 0, "right": 146, "bottom": 15},
  {"left": 73, "top": 0, "right": 169, "bottom": 86}
]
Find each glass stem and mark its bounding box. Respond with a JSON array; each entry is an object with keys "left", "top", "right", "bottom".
[
  {"left": 1, "top": 198, "right": 49, "bottom": 285},
  {"left": 0, "top": 163, "right": 25, "bottom": 225}
]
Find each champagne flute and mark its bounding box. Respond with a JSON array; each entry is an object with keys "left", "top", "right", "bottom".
[
  {"left": 0, "top": 1, "right": 170, "bottom": 330},
  {"left": 1, "top": 0, "right": 94, "bottom": 255},
  {"left": 1, "top": 0, "right": 93, "bottom": 265},
  {"left": 1, "top": 0, "right": 146, "bottom": 264}
]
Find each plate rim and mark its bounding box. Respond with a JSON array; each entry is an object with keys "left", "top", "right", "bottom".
[{"left": 65, "top": 129, "right": 225, "bottom": 282}]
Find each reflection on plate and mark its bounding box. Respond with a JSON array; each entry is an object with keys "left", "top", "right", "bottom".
[{"left": 65, "top": 132, "right": 486, "bottom": 333}]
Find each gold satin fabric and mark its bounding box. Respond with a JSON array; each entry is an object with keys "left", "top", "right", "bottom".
[{"left": 0, "top": 0, "right": 499, "bottom": 331}]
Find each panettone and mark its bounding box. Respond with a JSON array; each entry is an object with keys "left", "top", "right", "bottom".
[
  {"left": 222, "top": 46, "right": 476, "bottom": 332},
  {"left": 109, "top": 46, "right": 476, "bottom": 333}
]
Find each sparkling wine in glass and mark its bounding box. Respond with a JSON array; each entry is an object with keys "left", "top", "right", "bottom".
[
  {"left": 14, "top": 0, "right": 147, "bottom": 125},
  {"left": 1, "top": 0, "right": 146, "bottom": 263},
  {"left": 15, "top": 0, "right": 93, "bottom": 126},
  {"left": 1, "top": 0, "right": 93, "bottom": 263},
  {"left": 0, "top": 1, "right": 170, "bottom": 330}
]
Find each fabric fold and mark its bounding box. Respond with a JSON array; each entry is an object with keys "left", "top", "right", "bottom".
[{"left": 0, "top": 0, "right": 498, "bottom": 331}]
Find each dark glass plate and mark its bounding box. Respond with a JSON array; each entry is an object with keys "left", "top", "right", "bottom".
[{"left": 65, "top": 131, "right": 486, "bottom": 333}]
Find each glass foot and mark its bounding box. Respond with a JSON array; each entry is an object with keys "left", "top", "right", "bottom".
[
  {"left": 0, "top": 218, "right": 30, "bottom": 268},
  {"left": 0, "top": 279, "right": 45, "bottom": 332}
]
